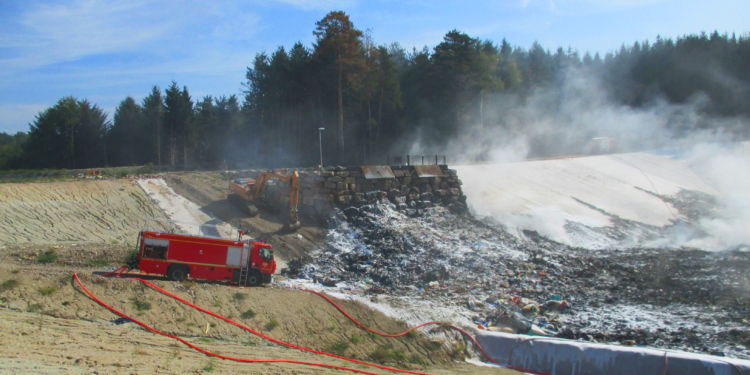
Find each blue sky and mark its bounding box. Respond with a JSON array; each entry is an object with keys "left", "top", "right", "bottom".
[{"left": 1, "top": 0, "right": 748, "bottom": 134}]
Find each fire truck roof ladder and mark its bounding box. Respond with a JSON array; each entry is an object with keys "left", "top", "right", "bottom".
[{"left": 142, "top": 217, "right": 240, "bottom": 241}]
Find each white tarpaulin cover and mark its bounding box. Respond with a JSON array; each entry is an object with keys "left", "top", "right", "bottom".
[{"left": 476, "top": 330, "right": 750, "bottom": 375}]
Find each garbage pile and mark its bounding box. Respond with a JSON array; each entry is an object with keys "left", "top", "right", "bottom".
[{"left": 284, "top": 199, "right": 750, "bottom": 360}]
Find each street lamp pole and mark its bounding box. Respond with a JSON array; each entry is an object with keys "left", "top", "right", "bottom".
[{"left": 318, "top": 128, "right": 325, "bottom": 168}]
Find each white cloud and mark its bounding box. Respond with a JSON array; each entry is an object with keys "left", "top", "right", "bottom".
[
  {"left": 0, "top": 1, "right": 176, "bottom": 71},
  {"left": 0, "top": 1, "right": 262, "bottom": 74}
]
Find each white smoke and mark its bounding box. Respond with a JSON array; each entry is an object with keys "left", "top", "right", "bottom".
[
  {"left": 404, "top": 65, "right": 750, "bottom": 250},
  {"left": 684, "top": 142, "right": 750, "bottom": 250}
]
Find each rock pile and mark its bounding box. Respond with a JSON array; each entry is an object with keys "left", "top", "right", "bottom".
[
  {"left": 296, "top": 165, "right": 468, "bottom": 218},
  {"left": 232, "top": 165, "right": 468, "bottom": 220}
]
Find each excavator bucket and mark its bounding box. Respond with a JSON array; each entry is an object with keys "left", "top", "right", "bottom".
[{"left": 282, "top": 221, "right": 301, "bottom": 232}]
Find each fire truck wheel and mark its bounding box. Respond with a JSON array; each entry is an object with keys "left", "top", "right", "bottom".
[
  {"left": 247, "top": 270, "right": 263, "bottom": 286},
  {"left": 167, "top": 265, "right": 189, "bottom": 281}
]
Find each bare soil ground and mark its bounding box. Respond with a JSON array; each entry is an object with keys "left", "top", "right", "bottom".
[
  {"left": 0, "top": 247, "right": 510, "bottom": 374},
  {"left": 0, "top": 179, "right": 168, "bottom": 245},
  {"left": 164, "top": 172, "right": 327, "bottom": 260},
  {"left": 0, "top": 178, "right": 513, "bottom": 374}
]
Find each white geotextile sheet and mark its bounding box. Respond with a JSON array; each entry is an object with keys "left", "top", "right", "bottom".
[{"left": 456, "top": 152, "right": 718, "bottom": 228}]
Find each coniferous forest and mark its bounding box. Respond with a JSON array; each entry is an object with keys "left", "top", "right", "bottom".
[{"left": 1, "top": 11, "right": 749, "bottom": 171}]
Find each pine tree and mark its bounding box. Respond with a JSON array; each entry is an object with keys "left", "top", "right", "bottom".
[
  {"left": 313, "top": 11, "right": 364, "bottom": 163},
  {"left": 112, "top": 96, "right": 143, "bottom": 166},
  {"left": 142, "top": 86, "right": 165, "bottom": 165}
]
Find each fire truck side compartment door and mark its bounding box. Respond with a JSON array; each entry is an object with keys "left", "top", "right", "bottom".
[
  {"left": 144, "top": 238, "right": 170, "bottom": 247},
  {"left": 241, "top": 245, "right": 250, "bottom": 266},
  {"left": 143, "top": 238, "right": 169, "bottom": 259},
  {"left": 226, "top": 247, "right": 243, "bottom": 267}
]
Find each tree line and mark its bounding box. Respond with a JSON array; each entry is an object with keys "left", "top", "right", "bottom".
[{"left": 1, "top": 11, "right": 748, "bottom": 171}]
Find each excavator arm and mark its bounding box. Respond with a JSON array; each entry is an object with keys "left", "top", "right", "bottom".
[{"left": 252, "top": 170, "right": 300, "bottom": 231}]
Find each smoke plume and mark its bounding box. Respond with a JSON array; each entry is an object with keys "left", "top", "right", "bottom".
[{"left": 402, "top": 66, "right": 750, "bottom": 250}]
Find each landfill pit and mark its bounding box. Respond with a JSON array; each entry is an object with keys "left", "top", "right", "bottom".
[{"left": 283, "top": 194, "right": 750, "bottom": 360}]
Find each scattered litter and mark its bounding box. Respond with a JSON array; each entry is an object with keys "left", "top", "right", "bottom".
[{"left": 280, "top": 197, "right": 750, "bottom": 359}]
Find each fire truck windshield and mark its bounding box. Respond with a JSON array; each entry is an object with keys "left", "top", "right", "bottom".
[{"left": 259, "top": 248, "right": 273, "bottom": 262}]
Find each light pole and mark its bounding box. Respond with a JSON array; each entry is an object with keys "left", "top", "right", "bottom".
[{"left": 318, "top": 128, "right": 325, "bottom": 168}]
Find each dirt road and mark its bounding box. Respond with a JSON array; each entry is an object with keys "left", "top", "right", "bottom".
[{"left": 164, "top": 172, "right": 327, "bottom": 260}]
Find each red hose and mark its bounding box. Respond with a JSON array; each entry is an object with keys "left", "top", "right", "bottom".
[
  {"left": 300, "top": 289, "right": 504, "bottom": 366},
  {"left": 84, "top": 271, "right": 554, "bottom": 374},
  {"left": 74, "top": 273, "right": 427, "bottom": 375},
  {"left": 300, "top": 289, "right": 557, "bottom": 375},
  {"left": 132, "top": 277, "right": 430, "bottom": 374},
  {"left": 101, "top": 265, "right": 127, "bottom": 277}
]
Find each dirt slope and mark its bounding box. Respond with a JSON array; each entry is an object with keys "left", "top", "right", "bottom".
[
  {"left": 165, "top": 172, "right": 326, "bottom": 260},
  {"left": 0, "top": 247, "right": 512, "bottom": 374},
  {"left": 0, "top": 180, "right": 167, "bottom": 245}
]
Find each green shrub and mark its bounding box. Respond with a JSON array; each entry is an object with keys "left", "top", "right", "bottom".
[
  {"left": 240, "top": 309, "right": 256, "bottom": 319},
  {"left": 408, "top": 354, "right": 426, "bottom": 365},
  {"left": 369, "top": 347, "right": 391, "bottom": 362},
  {"left": 181, "top": 279, "right": 196, "bottom": 289},
  {"left": 393, "top": 350, "right": 407, "bottom": 362},
  {"left": 368, "top": 344, "right": 412, "bottom": 363},
  {"left": 201, "top": 359, "right": 215, "bottom": 372},
  {"left": 37, "top": 249, "right": 58, "bottom": 263},
  {"left": 130, "top": 297, "right": 151, "bottom": 311},
  {"left": 0, "top": 279, "right": 19, "bottom": 292},
  {"left": 423, "top": 340, "right": 443, "bottom": 351},
  {"left": 232, "top": 293, "right": 247, "bottom": 301},
  {"left": 123, "top": 249, "right": 139, "bottom": 263},
  {"left": 139, "top": 164, "right": 155, "bottom": 175},
  {"left": 85, "top": 259, "right": 109, "bottom": 267},
  {"left": 38, "top": 286, "right": 57, "bottom": 296},
  {"left": 350, "top": 335, "right": 361, "bottom": 344},
  {"left": 267, "top": 318, "right": 279, "bottom": 330},
  {"left": 449, "top": 343, "right": 466, "bottom": 361},
  {"left": 27, "top": 303, "right": 43, "bottom": 312},
  {"left": 325, "top": 342, "right": 349, "bottom": 356}
]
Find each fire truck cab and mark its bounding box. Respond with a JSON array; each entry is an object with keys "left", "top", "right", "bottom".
[{"left": 131, "top": 230, "right": 276, "bottom": 286}]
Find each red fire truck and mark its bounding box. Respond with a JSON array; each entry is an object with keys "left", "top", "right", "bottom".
[{"left": 131, "top": 230, "right": 276, "bottom": 286}]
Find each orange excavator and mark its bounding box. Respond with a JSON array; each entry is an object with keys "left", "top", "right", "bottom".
[{"left": 228, "top": 169, "right": 300, "bottom": 232}]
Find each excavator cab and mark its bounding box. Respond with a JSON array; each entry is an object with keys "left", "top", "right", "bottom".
[
  {"left": 234, "top": 178, "right": 256, "bottom": 188},
  {"left": 228, "top": 170, "right": 301, "bottom": 232}
]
